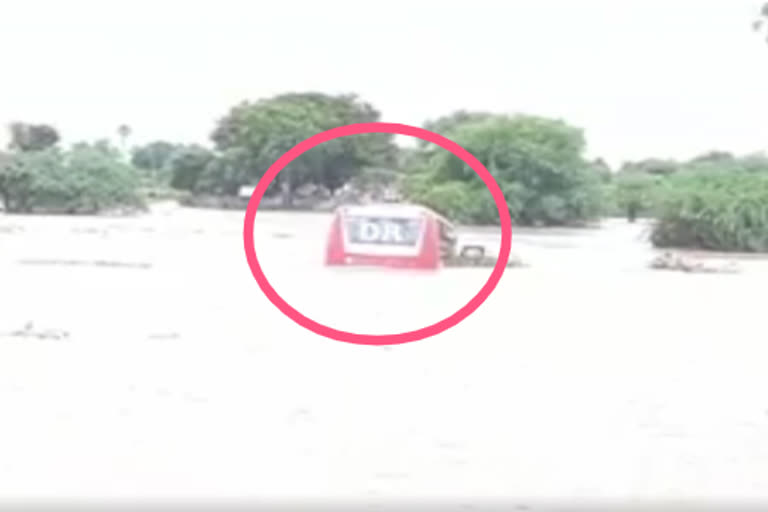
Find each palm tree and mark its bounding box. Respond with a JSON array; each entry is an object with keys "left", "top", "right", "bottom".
[{"left": 117, "top": 124, "right": 132, "bottom": 154}]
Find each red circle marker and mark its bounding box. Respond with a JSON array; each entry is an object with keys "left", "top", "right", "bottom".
[{"left": 243, "top": 122, "right": 512, "bottom": 345}]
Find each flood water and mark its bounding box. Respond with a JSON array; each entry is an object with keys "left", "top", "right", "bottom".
[{"left": 1, "top": 203, "right": 768, "bottom": 509}]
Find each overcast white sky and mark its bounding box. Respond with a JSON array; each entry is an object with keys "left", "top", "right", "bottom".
[{"left": 0, "top": 0, "right": 766, "bottom": 167}]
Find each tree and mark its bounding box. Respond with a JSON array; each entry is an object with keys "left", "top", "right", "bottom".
[
  {"left": 737, "top": 153, "right": 768, "bottom": 173},
  {"left": 8, "top": 122, "right": 60, "bottom": 152},
  {"left": 652, "top": 169, "right": 768, "bottom": 252},
  {"left": 210, "top": 92, "right": 396, "bottom": 204},
  {"left": 347, "top": 166, "right": 402, "bottom": 201},
  {"left": 591, "top": 158, "right": 613, "bottom": 182},
  {"left": 690, "top": 151, "right": 734, "bottom": 164},
  {"left": 619, "top": 159, "right": 678, "bottom": 176},
  {"left": 167, "top": 145, "right": 215, "bottom": 191},
  {"left": 59, "top": 142, "right": 144, "bottom": 212},
  {"left": 117, "top": 124, "right": 132, "bottom": 153},
  {"left": 0, "top": 150, "right": 37, "bottom": 211},
  {"left": 614, "top": 172, "right": 659, "bottom": 223},
  {"left": 422, "top": 111, "right": 494, "bottom": 139},
  {"left": 131, "top": 141, "right": 180, "bottom": 171},
  {"left": 195, "top": 147, "right": 252, "bottom": 195},
  {"left": 405, "top": 113, "right": 604, "bottom": 226},
  {"left": 0, "top": 143, "right": 143, "bottom": 214}
]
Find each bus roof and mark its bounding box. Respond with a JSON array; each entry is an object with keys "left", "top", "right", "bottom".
[{"left": 339, "top": 203, "right": 454, "bottom": 227}]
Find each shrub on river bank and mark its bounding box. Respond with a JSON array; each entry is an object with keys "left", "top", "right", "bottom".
[
  {"left": 0, "top": 144, "right": 145, "bottom": 214},
  {"left": 651, "top": 171, "right": 768, "bottom": 252},
  {"left": 401, "top": 113, "right": 606, "bottom": 226}
]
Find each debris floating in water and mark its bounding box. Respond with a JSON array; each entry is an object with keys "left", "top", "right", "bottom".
[
  {"left": 444, "top": 252, "right": 526, "bottom": 269},
  {"left": 649, "top": 252, "right": 740, "bottom": 274},
  {"left": 1, "top": 321, "right": 70, "bottom": 341},
  {"left": 17, "top": 259, "right": 152, "bottom": 269}
]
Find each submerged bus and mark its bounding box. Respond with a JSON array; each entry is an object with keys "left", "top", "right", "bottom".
[{"left": 325, "top": 203, "right": 458, "bottom": 269}]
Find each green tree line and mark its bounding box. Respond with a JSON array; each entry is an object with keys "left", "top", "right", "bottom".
[
  {"left": 609, "top": 153, "right": 768, "bottom": 252},
  {"left": 1, "top": 89, "right": 767, "bottom": 252}
]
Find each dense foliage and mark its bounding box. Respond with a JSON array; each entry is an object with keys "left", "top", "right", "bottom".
[
  {"left": 0, "top": 140, "right": 144, "bottom": 214},
  {"left": 209, "top": 92, "right": 396, "bottom": 204},
  {"left": 131, "top": 141, "right": 183, "bottom": 177},
  {"left": 612, "top": 171, "right": 662, "bottom": 222},
  {"left": 650, "top": 162, "right": 768, "bottom": 252},
  {"left": 3, "top": 85, "right": 768, "bottom": 253},
  {"left": 7, "top": 122, "right": 60, "bottom": 152},
  {"left": 402, "top": 113, "right": 605, "bottom": 226},
  {"left": 167, "top": 145, "right": 216, "bottom": 192}
]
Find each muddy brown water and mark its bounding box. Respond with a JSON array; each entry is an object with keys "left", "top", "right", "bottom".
[{"left": 1, "top": 204, "right": 768, "bottom": 507}]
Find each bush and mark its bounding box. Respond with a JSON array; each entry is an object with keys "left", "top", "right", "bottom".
[
  {"left": 599, "top": 184, "right": 621, "bottom": 217},
  {"left": 405, "top": 179, "right": 522, "bottom": 226},
  {"left": 651, "top": 171, "right": 768, "bottom": 252},
  {"left": 168, "top": 145, "right": 216, "bottom": 192},
  {"left": 416, "top": 181, "right": 473, "bottom": 222},
  {"left": 0, "top": 145, "right": 145, "bottom": 214},
  {"left": 193, "top": 147, "right": 255, "bottom": 196},
  {"left": 613, "top": 171, "right": 662, "bottom": 221},
  {"left": 402, "top": 113, "right": 605, "bottom": 226}
]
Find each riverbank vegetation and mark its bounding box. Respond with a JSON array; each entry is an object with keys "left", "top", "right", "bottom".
[
  {"left": 0, "top": 138, "right": 144, "bottom": 214},
  {"left": 1, "top": 90, "right": 767, "bottom": 252}
]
